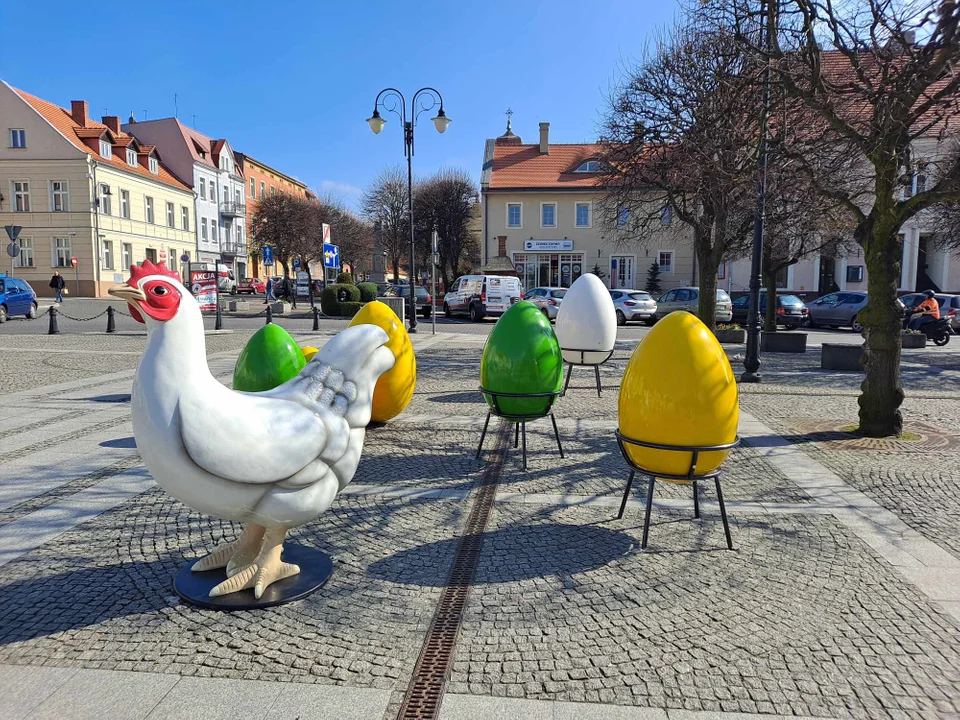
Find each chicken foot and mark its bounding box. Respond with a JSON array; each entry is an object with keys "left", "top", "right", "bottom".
[
  {"left": 208, "top": 528, "right": 301, "bottom": 599},
  {"left": 191, "top": 523, "right": 265, "bottom": 575}
]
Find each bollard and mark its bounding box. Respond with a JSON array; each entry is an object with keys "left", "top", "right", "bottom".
[
  {"left": 312, "top": 306, "right": 320, "bottom": 331},
  {"left": 266, "top": 306, "right": 273, "bottom": 325},
  {"left": 215, "top": 303, "right": 223, "bottom": 331},
  {"left": 106, "top": 306, "right": 116, "bottom": 333},
  {"left": 48, "top": 306, "right": 60, "bottom": 335}
]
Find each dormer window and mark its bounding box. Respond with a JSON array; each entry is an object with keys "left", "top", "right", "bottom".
[
  {"left": 126, "top": 148, "right": 137, "bottom": 167},
  {"left": 99, "top": 139, "right": 112, "bottom": 159},
  {"left": 148, "top": 157, "right": 159, "bottom": 174},
  {"left": 574, "top": 160, "right": 600, "bottom": 173}
]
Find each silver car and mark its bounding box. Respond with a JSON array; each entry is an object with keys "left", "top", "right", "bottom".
[
  {"left": 807, "top": 291, "right": 906, "bottom": 332},
  {"left": 610, "top": 289, "right": 657, "bottom": 325},
  {"left": 655, "top": 287, "right": 734, "bottom": 323},
  {"left": 523, "top": 287, "right": 567, "bottom": 320}
]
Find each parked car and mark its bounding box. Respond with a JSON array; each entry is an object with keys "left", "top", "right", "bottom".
[
  {"left": 655, "top": 287, "right": 734, "bottom": 323},
  {"left": 523, "top": 287, "right": 567, "bottom": 320},
  {"left": 609, "top": 289, "right": 657, "bottom": 325},
  {"left": 0, "top": 276, "right": 38, "bottom": 322},
  {"left": 394, "top": 285, "right": 433, "bottom": 318},
  {"left": 443, "top": 274, "right": 523, "bottom": 321},
  {"left": 807, "top": 291, "right": 904, "bottom": 332},
  {"left": 376, "top": 282, "right": 395, "bottom": 297},
  {"left": 731, "top": 292, "right": 808, "bottom": 329},
  {"left": 237, "top": 278, "right": 266, "bottom": 295},
  {"left": 899, "top": 292, "right": 960, "bottom": 334}
]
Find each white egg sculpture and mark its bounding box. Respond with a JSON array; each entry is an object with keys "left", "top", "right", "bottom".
[{"left": 554, "top": 273, "right": 617, "bottom": 365}]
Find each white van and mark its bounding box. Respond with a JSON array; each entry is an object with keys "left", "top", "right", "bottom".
[
  {"left": 442, "top": 274, "right": 523, "bottom": 321},
  {"left": 216, "top": 264, "right": 237, "bottom": 295}
]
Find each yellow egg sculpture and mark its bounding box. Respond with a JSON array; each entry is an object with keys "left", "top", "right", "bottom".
[
  {"left": 618, "top": 312, "right": 738, "bottom": 478},
  {"left": 301, "top": 346, "right": 319, "bottom": 363},
  {"left": 348, "top": 301, "right": 415, "bottom": 421}
]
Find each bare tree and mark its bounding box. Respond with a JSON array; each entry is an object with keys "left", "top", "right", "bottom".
[
  {"left": 413, "top": 168, "right": 480, "bottom": 290},
  {"left": 250, "top": 193, "right": 310, "bottom": 278},
  {"left": 362, "top": 166, "right": 409, "bottom": 283},
  {"left": 723, "top": 0, "right": 960, "bottom": 436},
  {"left": 598, "top": 16, "right": 760, "bottom": 330}
]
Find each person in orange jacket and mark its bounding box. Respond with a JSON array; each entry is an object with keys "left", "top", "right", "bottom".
[{"left": 908, "top": 290, "right": 940, "bottom": 330}]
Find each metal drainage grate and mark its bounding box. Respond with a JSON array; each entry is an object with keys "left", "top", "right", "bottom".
[{"left": 396, "top": 421, "right": 510, "bottom": 720}]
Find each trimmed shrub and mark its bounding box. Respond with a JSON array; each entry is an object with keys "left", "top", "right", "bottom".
[
  {"left": 320, "top": 284, "right": 362, "bottom": 316},
  {"left": 357, "top": 282, "right": 378, "bottom": 302},
  {"left": 336, "top": 272, "right": 354, "bottom": 285},
  {"left": 338, "top": 302, "right": 365, "bottom": 318}
]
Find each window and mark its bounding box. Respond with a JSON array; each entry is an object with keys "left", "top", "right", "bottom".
[
  {"left": 661, "top": 205, "right": 672, "bottom": 226},
  {"left": 201, "top": 218, "right": 208, "bottom": 241},
  {"left": 122, "top": 243, "right": 132, "bottom": 269},
  {"left": 99, "top": 184, "right": 111, "bottom": 215},
  {"left": 209, "top": 182, "right": 216, "bottom": 201},
  {"left": 235, "top": 188, "right": 242, "bottom": 205},
  {"left": 16, "top": 237, "right": 34, "bottom": 267},
  {"left": 9, "top": 129, "right": 26, "bottom": 148},
  {"left": 120, "top": 190, "right": 130, "bottom": 218},
  {"left": 260, "top": 181, "right": 265, "bottom": 198},
  {"left": 915, "top": 166, "right": 928, "bottom": 195},
  {"left": 574, "top": 160, "right": 599, "bottom": 172},
  {"left": 52, "top": 237, "right": 71, "bottom": 267},
  {"left": 145, "top": 248, "right": 157, "bottom": 264},
  {"left": 50, "top": 181, "right": 69, "bottom": 212},
  {"left": 169, "top": 251, "right": 178, "bottom": 275},
  {"left": 102, "top": 240, "right": 114, "bottom": 269},
  {"left": 165, "top": 202, "right": 174, "bottom": 227},
  {"left": 99, "top": 139, "right": 112, "bottom": 158},
  {"left": 199, "top": 177, "right": 206, "bottom": 197},
  {"left": 126, "top": 147, "right": 137, "bottom": 167},
  {"left": 181, "top": 206, "right": 189, "bottom": 230},
  {"left": 270, "top": 185, "right": 276, "bottom": 196},
  {"left": 846, "top": 265, "right": 864, "bottom": 283},
  {"left": 12, "top": 181, "right": 30, "bottom": 212},
  {"left": 775, "top": 267, "right": 790, "bottom": 288},
  {"left": 658, "top": 250, "right": 674, "bottom": 274},
  {"left": 617, "top": 207, "right": 629, "bottom": 226},
  {"left": 540, "top": 203, "right": 556, "bottom": 228},
  {"left": 575, "top": 202, "right": 591, "bottom": 228},
  {"left": 507, "top": 203, "right": 522, "bottom": 228},
  {"left": 717, "top": 261, "right": 726, "bottom": 280},
  {"left": 149, "top": 157, "right": 158, "bottom": 174},
  {"left": 250, "top": 177, "right": 256, "bottom": 198},
  {"left": 145, "top": 196, "right": 154, "bottom": 224},
  {"left": 211, "top": 221, "right": 217, "bottom": 242}
]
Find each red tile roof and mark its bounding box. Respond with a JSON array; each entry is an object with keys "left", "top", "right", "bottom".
[
  {"left": 14, "top": 87, "right": 192, "bottom": 192},
  {"left": 488, "top": 143, "right": 605, "bottom": 190}
]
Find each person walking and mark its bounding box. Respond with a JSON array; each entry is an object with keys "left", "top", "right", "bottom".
[
  {"left": 264, "top": 277, "right": 276, "bottom": 304},
  {"left": 49, "top": 271, "right": 66, "bottom": 303}
]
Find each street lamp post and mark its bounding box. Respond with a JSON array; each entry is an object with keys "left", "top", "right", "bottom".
[
  {"left": 741, "top": 0, "right": 772, "bottom": 384},
  {"left": 367, "top": 88, "right": 450, "bottom": 333}
]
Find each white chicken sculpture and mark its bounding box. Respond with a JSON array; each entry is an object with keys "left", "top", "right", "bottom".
[{"left": 109, "top": 261, "right": 395, "bottom": 599}]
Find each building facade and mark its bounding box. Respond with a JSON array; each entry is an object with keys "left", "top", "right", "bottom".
[
  {"left": 0, "top": 83, "right": 195, "bottom": 297},
  {"left": 235, "top": 153, "right": 313, "bottom": 279},
  {"left": 481, "top": 120, "right": 695, "bottom": 293},
  {"left": 121, "top": 118, "right": 248, "bottom": 278}
]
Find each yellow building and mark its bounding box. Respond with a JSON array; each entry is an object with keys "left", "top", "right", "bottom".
[{"left": 0, "top": 82, "right": 195, "bottom": 297}]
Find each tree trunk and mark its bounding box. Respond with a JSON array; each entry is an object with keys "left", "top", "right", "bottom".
[
  {"left": 697, "top": 251, "right": 718, "bottom": 332},
  {"left": 392, "top": 260, "right": 400, "bottom": 284},
  {"left": 762, "top": 270, "right": 778, "bottom": 332},
  {"left": 857, "top": 214, "right": 904, "bottom": 437}
]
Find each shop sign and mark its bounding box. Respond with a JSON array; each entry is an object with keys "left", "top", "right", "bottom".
[{"left": 524, "top": 240, "right": 573, "bottom": 251}]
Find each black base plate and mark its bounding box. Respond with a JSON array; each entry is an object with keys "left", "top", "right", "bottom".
[{"left": 173, "top": 543, "right": 333, "bottom": 611}]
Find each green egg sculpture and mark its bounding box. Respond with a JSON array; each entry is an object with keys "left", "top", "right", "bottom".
[
  {"left": 480, "top": 300, "right": 563, "bottom": 418},
  {"left": 233, "top": 324, "right": 307, "bottom": 392}
]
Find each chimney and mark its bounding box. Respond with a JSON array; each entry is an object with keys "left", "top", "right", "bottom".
[
  {"left": 102, "top": 116, "right": 121, "bottom": 134},
  {"left": 539, "top": 122, "right": 550, "bottom": 154},
  {"left": 71, "top": 100, "right": 88, "bottom": 127}
]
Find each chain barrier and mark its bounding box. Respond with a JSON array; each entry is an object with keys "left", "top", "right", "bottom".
[{"left": 53, "top": 308, "right": 109, "bottom": 323}]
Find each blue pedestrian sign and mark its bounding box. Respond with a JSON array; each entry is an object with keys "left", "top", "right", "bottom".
[
  {"left": 292, "top": 258, "right": 301, "bottom": 270},
  {"left": 323, "top": 244, "right": 340, "bottom": 269},
  {"left": 262, "top": 246, "right": 274, "bottom": 267}
]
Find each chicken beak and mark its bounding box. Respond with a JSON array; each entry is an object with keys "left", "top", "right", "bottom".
[{"left": 108, "top": 284, "right": 146, "bottom": 303}]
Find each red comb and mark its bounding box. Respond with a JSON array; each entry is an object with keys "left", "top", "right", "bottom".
[{"left": 127, "top": 260, "right": 179, "bottom": 286}]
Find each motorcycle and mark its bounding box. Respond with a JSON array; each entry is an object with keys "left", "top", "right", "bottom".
[{"left": 903, "top": 310, "right": 951, "bottom": 346}]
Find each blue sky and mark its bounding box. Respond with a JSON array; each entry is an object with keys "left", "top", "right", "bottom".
[{"left": 1, "top": 0, "right": 677, "bottom": 209}]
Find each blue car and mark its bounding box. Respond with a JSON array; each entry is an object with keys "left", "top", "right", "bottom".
[{"left": 0, "top": 276, "right": 39, "bottom": 323}]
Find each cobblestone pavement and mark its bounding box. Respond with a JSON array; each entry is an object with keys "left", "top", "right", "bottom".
[{"left": 0, "top": 328, "right": 958, "bottom": 719}]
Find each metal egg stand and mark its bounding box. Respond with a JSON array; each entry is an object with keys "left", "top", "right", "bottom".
[
  {"left": 615, "top": 431, "right": 740, "bottom": 550},
  {"left": 476, "top": 387, "right": 564, "bottom": 470},
  {"left": 559, "top": 347, "right": 615, "bottom": 398}
]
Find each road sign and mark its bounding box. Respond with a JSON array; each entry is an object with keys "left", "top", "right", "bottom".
[
  {"left": 323, "top": 244, "right": 340, "bottom": 269},
  {"left": 262, "top": 246, "right": 274, "bottom": 267},
  {"left": 292, "top": 258, "right": 301, "bottom": 270},
  {"left": 180, "top": 254, "right": 189, "bottom": 263},
  {"left": 296, "top": 270, "right": 310, "bottom": 297},
  {"left": 322, "top": 223, "right": 331, "bottom": 245},
  {"left": 6, "top": 243, "right": 20, "bottom": 258},
  {"left": 70, "top": 257, "right": 78, "bottom": 267},
  {"left": 3, "top": 225, "right": 22, "bottom": 242}
]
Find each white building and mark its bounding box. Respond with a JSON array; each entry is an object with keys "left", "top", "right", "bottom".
[{"left": 121, "top": 118, "right": 248, "bottom": 277}]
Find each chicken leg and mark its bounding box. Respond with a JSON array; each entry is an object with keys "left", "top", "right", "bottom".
[
  {"left": 191, "top": 523, "right": 265, "bottom": 576},
  {"left": 208, "top": 528, "right": 301, "bottom": 599}
]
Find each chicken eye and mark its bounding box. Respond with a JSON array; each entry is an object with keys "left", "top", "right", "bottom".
[{"left": 152, "top": 286, "right": 168, "bottom": 296}]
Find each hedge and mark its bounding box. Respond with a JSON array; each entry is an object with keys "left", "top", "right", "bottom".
[
  {"left": 357, "top": 282, "right": 378, "bottom": 302},
  {"left": 336, "top": 272, "right": 354, "bottom": 285},
  {"left": 320, "top": 283, "right": 361, "bottom": 316},
  {"left": 338, "top": 302, "right": 365, "bottom": 318}
]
